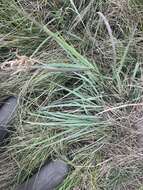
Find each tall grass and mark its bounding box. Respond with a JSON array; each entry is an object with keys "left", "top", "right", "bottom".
[{"left": 0, "top": 0, "right": 143, "bottom": 189}]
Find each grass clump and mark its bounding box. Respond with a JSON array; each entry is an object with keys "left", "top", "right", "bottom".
[{"left": 0, "top": 0, "right": 143, "bottom": 190}]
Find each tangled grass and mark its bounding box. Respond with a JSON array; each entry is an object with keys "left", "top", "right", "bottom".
[{"left": 0, "top": 0, "right": 143, "bottom": 189}]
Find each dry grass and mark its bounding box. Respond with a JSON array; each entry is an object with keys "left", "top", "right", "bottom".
[{"left": 0, "top": 0, "right": 143, "bottom": 189}]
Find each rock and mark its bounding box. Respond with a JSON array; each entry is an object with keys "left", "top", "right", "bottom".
[
  {"left": 0, "top": 96, "right": 18, "bottom": 126},
  {"left": 16, "top": 160, "right": 69, "bottom": 190},
  {"left": 0, "top": 96, "right": 18, "bottom": 142}
]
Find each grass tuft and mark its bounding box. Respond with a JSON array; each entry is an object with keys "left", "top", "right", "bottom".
[{"left": 0, "top": 0, "right": 143, "bottom": 190}]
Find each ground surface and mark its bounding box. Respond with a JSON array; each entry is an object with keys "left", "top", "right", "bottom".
[{"left": 0, "top": 0, "right": 143, "bottom": 189}]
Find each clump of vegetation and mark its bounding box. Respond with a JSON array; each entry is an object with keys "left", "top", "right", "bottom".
[{"left": 0, "top": 0, "right": 143, "bottom": 189}]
